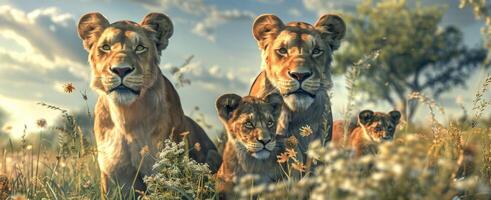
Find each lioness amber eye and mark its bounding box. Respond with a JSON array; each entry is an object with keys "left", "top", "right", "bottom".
[
  {"left": 276, "top": 47, "right": 288, "bottom": 56},
  {"left": 100, "top": 44, "right": 111, "bottom": 52},
  {"left": 267, "top": 121, "right": 274, "bottom": 127},
  {"left": 244, "top": 122, "right": 254, "bottom": 129},
  {"left": 135, "top": 45, "right": 147, "bottom": 53},
  {"left": 312, "top": 48, "right": 323, "bottom": 56}
]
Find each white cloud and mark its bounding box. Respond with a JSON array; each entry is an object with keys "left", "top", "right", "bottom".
[
  {"left": 256, "top": 0, "right": 284, "bottom": 3},
  {"left": 302, "top": 0, "right": 361, "bottom": 15},
  {"left": 0, "top": 6, "right": 92, "bottom": 137},
  {"left": 288, "top": 8, "right": 302, "bottom": 18},
  {"left": 0, "top": 6, "right": 89, "bottom": 83},
  {"left": 163, "top": 60, "right": 250, "bottom": 93},
  {"left": 208, "top": 65, "right": 221, "bottom": 77},
  {"left": 133, "top": 0, "right": 255, "bottom": 42},
  {"left": 0, "top": 5, "right": 87, "bottom": 63},
  {"left": 192, "top": 9, "right": 254, "bottom": 42}
]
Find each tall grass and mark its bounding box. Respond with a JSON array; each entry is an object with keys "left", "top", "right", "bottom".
[
  {"left": 0, "top": 102, "right": 101, "bottom": 199},
  {"left": 0, "top": 70, "right": 490, "bottom": 200},
  {"left": 232, "top": 72, "right": 491, "bottom": 200},
  {"left": 342, "top": 49, "right": 380, "bottom": 146}
]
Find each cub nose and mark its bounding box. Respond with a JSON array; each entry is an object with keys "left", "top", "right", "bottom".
[
  {"left": 257, "top": 138, "right": 271, "bottom": 145},
  {"left": 382, "top": 135, "right": 393, "bottom": 140},
  {"left": 111, "top": 67, "right": 134, "bottom": 78},
  {"left": 288, "top": 71, "right": 312, "bottom": 82}
]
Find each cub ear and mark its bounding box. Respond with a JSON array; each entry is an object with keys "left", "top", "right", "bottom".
[
  {"left": 216, "top": 94, "right": 242, "bottom": 121},
  {"left": 141, "top": 12, "right": 174, "bottom": 52},
  {"left": 389, "top": 110, "right": 401, "bottom": 124},
  {"left": 252, "top": 14, "right": 284, "bottom": 49},
  {"left": 77, "top": 12, "right": 110, "bottom": 51},
  {"left": 358, "top": 110, "right": 374, "bottom": 125},
  {"left": 264, "top": 93, "right": 283, "bottom": 116},
  {"left": 314, "top": 14, "right": 346, "bottom": 51}
]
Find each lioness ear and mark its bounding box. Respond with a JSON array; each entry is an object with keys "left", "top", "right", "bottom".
[
  {"left": 389, "top": 110, "right": 401, "bottom": 124},
  {"left": 141, "top": 12, "right": 174, "bottom": 52},
  {"left": 264, "top": 93, "right": 283, "bottom": 116},
  {"left": 216, "top": 94, "right": 242, "bottom": 121},
  {"left": 77, "top": 12, "right": 110, "bottom": 51},
  {"left": 252, "top": 14, "right": 284, "bottom": 49},
  {"left": 314, "top": 14, "right": 346, "bottom": 51},
  {"left": 358, "top": 110, "right": 374, "bottom": 125}
]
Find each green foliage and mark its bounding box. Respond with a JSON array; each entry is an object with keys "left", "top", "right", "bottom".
[
  {"left": 460, "top": 0, "right": 491, "bottom": 62},
  {"left": 334, "top": 0, "right": 487, "bottom": 120}
]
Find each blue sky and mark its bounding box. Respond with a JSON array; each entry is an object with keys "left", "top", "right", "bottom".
[{"left": 0, "top": 0, "right": 489, "bottom": 138}]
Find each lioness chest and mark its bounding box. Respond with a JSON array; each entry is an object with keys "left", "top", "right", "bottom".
[{"left": 97, "top": 127, "right": 159, "bottom": 177}]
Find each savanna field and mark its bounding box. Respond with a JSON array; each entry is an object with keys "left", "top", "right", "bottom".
[{"left": 1, "top": 0, "right": 491, "bottom": 199}]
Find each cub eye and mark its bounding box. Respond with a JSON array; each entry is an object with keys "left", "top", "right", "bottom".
[
  {"left": 267, "top": 120, "right": 274, "bottom": 128},
  {"left": 100, "top": 44, "right": 111, "bottom": 52},
  {"left": 312, "top": 47, "right": 323, "bottom": 57},
  {"left": 244, "top": 121, "right": 254, "bottom": 129},
  {"left": 375, "top": 126, "right": 383, "bottom": 132},
  {"left": 135, "top": 45, "right": 147, "bottom": 54},
  {"left": 276, "top": 47, "right": 288, "bottom": 56}
]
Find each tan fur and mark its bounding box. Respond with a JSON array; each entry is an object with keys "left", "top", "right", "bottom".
[
  {"left": 332, "top": 110, "right": 401, "bottom": 157},
  {"left": 77, "top": 12, "right": 221, "bottom": 197},
  {"left": 215, "top": 94, "right": 285, "bottom": 198},
  {"left": 249, "top": 14, "right": 346, "bottom": 155}
]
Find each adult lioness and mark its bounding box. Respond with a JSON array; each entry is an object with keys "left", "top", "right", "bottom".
[
  {"left": 77, "top": 12, "right": 221, "bottom": 196},
  {"left": 249, "top": 14, "right": 346, "bottom": 154},
  {"left": 331, "top": 110, "right": 401, "bottom": 157},
  {"left": 215, "top": 93, "right": 285, "bottom": 198}
]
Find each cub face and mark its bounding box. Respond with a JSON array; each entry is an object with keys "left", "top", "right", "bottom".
[
  {"left": 252, "top": 14, "right": 345, "bottom": 112},
  {"left": 358, "top": 110, "right": 402, "bottom": 142},
  {"left": 216, "top": 93, "right": 284, "bottom": 160},
  {"left": 77, "top": 13, "right": 173, "bottom": 106}
]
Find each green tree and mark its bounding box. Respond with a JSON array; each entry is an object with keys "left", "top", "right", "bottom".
[
  {"left": 459, "top": 0, "right": 491, "bottom": 61},
  {"left": 334, "top": 0, "right": 487, "bottom": 121}
]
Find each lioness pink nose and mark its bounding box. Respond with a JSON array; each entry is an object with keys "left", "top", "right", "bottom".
[
  {"left": 288, "top": 71, "right": 312, "bottom": 82},
  {"left": 111, "top": 67, "right": 134, "bottom": 77}
]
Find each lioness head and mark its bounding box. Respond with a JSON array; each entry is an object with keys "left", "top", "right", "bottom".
[
  {"left": 358, "top": 110, "right": 401, "bottom": 142},
  {"left": 77, "top": 13, "right": 173, "bottom": 106},
  {"left": 252, "top": 14, "right": 346, "bottom": 112},
  {"left": 216, "top": 93, "right": 284, "bottom": 160}
]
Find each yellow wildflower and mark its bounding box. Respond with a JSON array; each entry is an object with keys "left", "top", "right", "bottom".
[
  {"left": 299, "top": 125, "right": 313, "bottom": 137},
  {"left": 286, "top": 148, "right": 297, "bottom": 158},
  {"left": 63, "top": 83, "right": 75, "bottom": 93},
  {"left": 277, "top": 152, "right": 289, "bottom": 163},
  {"left": 286, "top": 135, "right": 298, "bottom": 147},
  {"left": 291, "top": 161, "right": 306, "bottom": 172}
]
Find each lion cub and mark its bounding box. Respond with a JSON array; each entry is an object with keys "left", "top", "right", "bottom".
[
  {"left": 332, "top": 110, "right": 401, "bottom": 157},
  {"left": 215, "top": 93, "right": 285, "bottom": 197}
]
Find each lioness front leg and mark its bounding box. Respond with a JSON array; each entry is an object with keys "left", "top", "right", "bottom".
[{"left": 100, "top": 172, "right": 109, "bottom": 199}]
